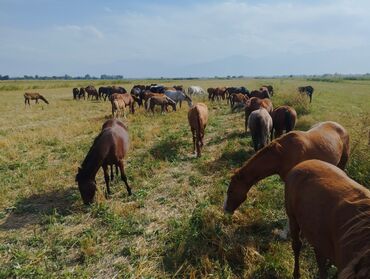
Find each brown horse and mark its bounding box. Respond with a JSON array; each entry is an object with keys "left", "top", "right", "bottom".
[
  {"left": 230, "top": 93, "right": 249, "bottom": 111},
  {"left": 271, "top": 106, "right": 297, "bottom": 139},
  {"left": 147, "top": 95, "right": 177, "bottom": 114},
  {"left": 260, "top": 85, "right": 274, "bottom": 96},
  {"left": 73, "top": 88, "right": 79, "bottom": 100},
  {"left": 212, "top": 87, "right": 227, "bottom": 101},
  {"left": 188, "top": 103, "right": 208, "bottom": 157},
  {"left": 24, "top": 92, "right": 49, "bottom": 106},
  {"left": 76, "top": 119, "right": 131, "bottom": 204},
  {"left": 79, "top": 88, "right": 86, "bottom": 100},
  {"left": 224, "top": 121, "right": 350, "bottom": 213},
  {"left": 285, "top": 160, "right": 370, "bottom": 279},
  {"left": 143, "top": 91, "right": 165, "bottom": 109},
  {"left": 245, "top": 97, "right": 273, "bottom": 132},
  {"left": 110, "top": 93, "right": 135, "bottom": 118},
  {"left": 249, "top": 89, "right": 270, "bottom": 99},
  {"left": 207, "top": 88, "right": 216, "bottom": 100},
  {"left": 85, "top": 85, "right": 99, "bottom": 100}
]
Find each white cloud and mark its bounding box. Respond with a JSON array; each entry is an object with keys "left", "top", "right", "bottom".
[{"left": 55, "top": 24, "right": 104, "bottom": 39}]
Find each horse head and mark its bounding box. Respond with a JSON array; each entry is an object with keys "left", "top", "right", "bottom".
[
  {"left": 223, "top": 170, "right": 253, "bottom": 214},
  {"left": 76, "top": 168, "right": 97, "bottom": 205},
  {"left": 185, "top": 94, "right": 193, "bottom": 107}
]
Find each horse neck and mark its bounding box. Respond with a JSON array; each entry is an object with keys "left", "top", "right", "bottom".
[
  {"left": 79, "top": 136, "right": 108, "bottom": 180},
  {"left": 238, "top": 144, "right": 281, "bottom": 185}
]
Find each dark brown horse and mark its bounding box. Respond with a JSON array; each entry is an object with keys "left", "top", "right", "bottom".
[
  {"left": 79, "top": 88, "right": 86, "bottom": 100},
  {"left": 24, "top": 92, "right": 49, "bottom": 106},
  {"left": 249, "top": 89, "right": 270, "bottom": 99},
  {"left": 73, "top": 88, "right": 79, "bottom": 100},
  {"left": 85, "top": 85, "right": 99, "bottom": 100},
  {"left": 260, "top": 85, "right": 274, "bottom": 96},
  {"left": 271, "top": 106, "right": 297, "bottom": 139},
  {"left": 76, "top": 119, "right": 131, "bottom": 204},
  {"left": 285, "top": 160, "right": 370, "bottom": 279},
  {"left": 224, "top": 121, "right": 350, "bottom": 214},
  {"left": 147, "top": 95, "right": 177, "bottom": 113},
  {"left": 110, "top": 93, "right": 135, "bottom": 118}
]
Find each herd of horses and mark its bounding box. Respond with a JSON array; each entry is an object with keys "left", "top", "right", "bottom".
[{"left": 23, "top": 82, "right": 368, "bottom": 278}]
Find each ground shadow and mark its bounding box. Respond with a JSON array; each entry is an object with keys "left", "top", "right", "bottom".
[
  {"left": 150, "top": 136, "right": 187, "bottom": 161},
  {"left": 0, "top": 187, "right": 78, "bottom": 230},
  {"left": 207, "top": 130, "right": 246, "bottom": 146},
  {"left": 200, "top": 148, "right": 254, "bottom": 175}
]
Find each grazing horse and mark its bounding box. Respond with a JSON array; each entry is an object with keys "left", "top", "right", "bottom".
[
  {"left": 79, "top": 88, "right": 86, "bottom": 100},
  {"left": 73, "top": 88, "right": 80, "bottom": 100},
  {"left": 188, "top": 86, "right": 205, "bottom": 96},
  {"left": 147, "top": 95, "right": 177, "bottom": 114},
  {"left": 150, "top": 85, "right": 165, "bottom": 93},
  {"left": 249, "top": 89, "right": 270, "bottom": 99},
  {"left": 207, "top": 88, "right": 216, "bottom": 100},
  {"left": 111, "top": 93, "right": 135, "bottom": 118},
  {"left": 248, "top": 108, "right": 273, "bottom": 151},
  {"left": 212, "top": 87, "right": 227, "bottom": 101},
  {"left": 142, "top": 91, "right": 165, "bottom": 109},
  {"left": 130, "top": 85, "right": 146, "bottom": 107},
  {"left": 24, "top": 92, "right": 49, "bottom": 106},
  {"left": 271, "top": 106, "right": 297, "bottom": 140},
  {"left": 285, "top": 160, "right": 370, "bottom": 279},
  {"left": 223, "top": 121, "right": 350, "bottom": 214},
  {"left": 298, "top": 85, "right": 314, "bottom": 103},
  {"left": 188, "top": 103, "right": 208, "bottom": 157},
  {"left": 99, "top": 86, "right": 112, "bottom": 100},
  {"left": 260, "top": 85, "right": 274, "bottom": 96},
  {"left": 76, "top": 119, "right": 131, "bottom": 204},
  {"left": 245, "top": 97, "right": 273, "bottom": 132},
  {"left": 230, "top": 93, "right": 249, "bottom": 109},
  {"left": 164, "top": 90, "right": 192, "bottom": 108},
  {"left": 85, "top": 85, "right": 99, "bottom": 100}
]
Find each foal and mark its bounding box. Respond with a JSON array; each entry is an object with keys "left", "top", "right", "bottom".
[
  {"left": 76, "top": 119, "right": 131, "bottom": 204},
  {"left": 24, "top": 92, "right": 49, "bottom": 106},
  {"left": 147, "top": 95, "right": 177, "bottom": 114},
  {"left": 285, "top": 160, "right": 370, "bottom": 279},
  {"left": 224, "top": 121, "right": 350, "bottom": 213},
  {"left": 188, "top": 103, "right": 208, "bottom": 157}
]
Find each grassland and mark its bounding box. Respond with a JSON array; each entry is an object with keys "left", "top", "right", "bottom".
[{"left": 0, "top": 78, "right": 369, "bottom": 278}]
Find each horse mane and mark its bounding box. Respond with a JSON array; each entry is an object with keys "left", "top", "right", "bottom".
[
  {"left": 340, "top": 207, "right": 370, "bottom": 248},
  {"left": 76, "top": 131, "right": 108, "bottom": 181}
]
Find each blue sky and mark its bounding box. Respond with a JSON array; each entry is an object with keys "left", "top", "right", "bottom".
[{"left": 1, "top": 0, "right": 369, "bottom": 77}]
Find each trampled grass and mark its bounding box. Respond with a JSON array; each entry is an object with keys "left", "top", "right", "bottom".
[{"left": 0, "top": 78, "right": 369, "bottom": 278}]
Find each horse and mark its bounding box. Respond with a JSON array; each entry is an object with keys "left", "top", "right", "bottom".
[
  {"left": 271, "top": 106, "right": 297, "bottom": 140},
  {"left": 245, "top": 97, "right": 273, "bottom": 132},
  {"left": 150, "top": 85, "right": 165, "bottom": 93},
  {"left": 99, "top": 86, "right": 112, "bottom": 100},
  {"left": 142, "top": 91, "right": 165, "bottom": 109},
  {"left": 111, "top": 93, "right": 135, "bottom": 118},
  {"left": 130, "top": 85, "right": 146, "bottom": 107},
  {"left": 284, "top": 160, "right": 370, "bottom": 279},
  {"left": 85, "top": 85, "right": 99, "bottom": 100},
  {"left": 188, "top": 103, "right": 208, "bottom": 157},
  {"left": 24, "top": 92, "right": 49, "bottom": 106},
  {"left": 248, "top": 108, "right": 273, "bottom": 151},
  {"left": 187, "top": 86, "right": 205, "bottom": 96},
  {"left": 249, "top": 89, "right": 270, "bottom": 99},
  {"left": 223, "top": 121, "right": 350, "bottom": 214},
  {"left": 230, "top": 93, "right": 249, "bottom": 111},
  {"left": 212, "top": 87, "right": 227, "bottom": 101},
  {"left": 173, "top": 85, "right": 184, "bottom": 92},
  {"left": 147, "top": 95, "right": 177, "bottom": 114},
  {"left": 298, "top": 85, "right": 314, "bottom": 103},
  {"left": 76, "top": 119, "right": 131, "bottom": 204},
  {"left": 164, "top": 90, "right": 192, "bottom": 108},
  {"left": 73, "top": 88, "right": 80, "bottom": 100},
  {"left": 79, "top": 88, "right": 86, "bottom": 100},
  {"left": 207, "top": 88, "right": 216, "bottom": 100},
  {"left": 260, "top": 85, "right": 274, "bottom": 96}
]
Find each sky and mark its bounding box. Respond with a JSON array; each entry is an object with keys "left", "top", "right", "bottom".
[{"left": 0, "top": 0, "right": 369, "bottom": 77}]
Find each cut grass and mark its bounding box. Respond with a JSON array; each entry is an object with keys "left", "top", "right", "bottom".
[{"left": 0, "top": 78, "right": 369, "bottom": 278}]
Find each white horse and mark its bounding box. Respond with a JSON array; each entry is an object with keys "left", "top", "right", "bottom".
[
  {"left": 164, "top": 90, "right": 193, "bottom": 108},
  {"left": 188, "top": 86, "right": 205, "bottom": 96}
]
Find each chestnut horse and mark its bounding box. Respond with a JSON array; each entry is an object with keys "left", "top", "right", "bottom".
[
  {"left": 147, "top": 95, "right": 177, "bottom": 114},
  {"left": 76, "top": 119, "right": 131, "bottom": 204},
  {"left": 24, "top": 92, "right": 49, "bottom": 106},
  {"left": 188, "top": 103, "right": 208, "bottom": 157},
  {"left": 245, "top": 97, "right": 273, "bottom": 132},
  {"left": 110, "top": 93, "right": 135, "bottom": 118},
  {"left": 224, "top": 121, "right": 350, "bottom": 213},
  {"left": 285, "top": 160, "right": 370, "bottom": 279},
  {"left": 249, "top": 89, "right": 270, "bottom": 99},
  {"left": 271, "top": 106, "right": 297, "bottom": 140}
]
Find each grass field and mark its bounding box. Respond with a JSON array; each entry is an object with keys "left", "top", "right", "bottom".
[{"left": 0, "top": 78, "right": 369, "bottom": 278}]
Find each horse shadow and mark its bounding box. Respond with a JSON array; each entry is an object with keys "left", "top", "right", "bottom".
[
  {"left": 0, "top": 187, "right": 79, "bottom": 230},
  {"left": 200, "top": 148, "right": 254, "bottom": 175},
  {"left": 207, "top": 130, "right": 246, "bottom": 146},
  {"left": 150, "top": 136, "right": 187, "bottom": 161}
]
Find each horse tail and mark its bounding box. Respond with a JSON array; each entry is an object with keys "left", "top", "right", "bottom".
[
  {"left": 195, "top": 107, "right": 202, "bottom": 147},
  {"left": 285, "top": 109, "right": 292, "bottom": 132},
  {"left": 39, "top": 95, "right": 49, "bottom": 104}
]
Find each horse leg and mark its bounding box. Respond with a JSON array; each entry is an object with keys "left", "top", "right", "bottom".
[
  {"left": 314, "top": 248, "right": 328, "bottom": 279},
  {"left": 118, "top": 160, "right": 131, "bottom": 195},
  {"left": 290, "top": 217, "right": 302, "bottom": 279},
  {"left": 196, "top": 130, "right": 201, "bottom": 157},
  {"left": 102, "top": 165, "right": 111, "bottom": 197},
  {"left": 192, "top": 129, "right": 196, "bottom": 154},
  {"left": 110, "top": 165, "right": 114, "bottom": 180},
  {"left": 179, "top": 100, "right": 182, "bottom": 108}
]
